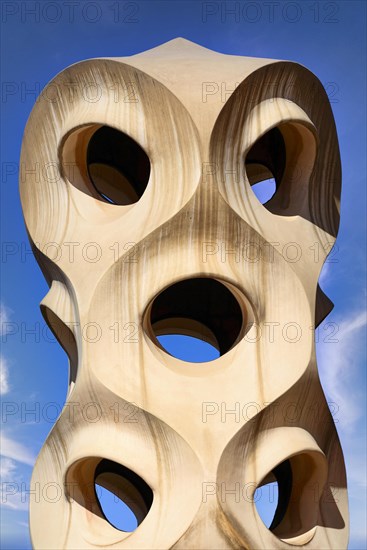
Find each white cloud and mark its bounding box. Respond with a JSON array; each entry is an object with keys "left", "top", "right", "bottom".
[
  {"left": 0, "top": 302, "right": 36, "bottom": 514},
  {"left": 0, "top": 435, "right": 35, "bottom": 511},
  {"left": 17, "top": 521, "right": 29, "bottom": 529},
  {"left": 318, "top": 309, "right": 367, "bottom": 544},
  {"left": 0, "top": 457, "right": 17, "bottom": 479},
  {"left": 318, "top": 260, "right": 331, "bottom": 288},
  {"left": 0, "top": 434, "right": 35, "bottom": 467},
  {"left": 0, "top": 355, "right": 10, "bottom": 395},
  {"left": 0, "top": 475, "right": 29, "bottom": 512},
  {"left": 317, "top": 309, "right": 367, "bottom": 431},
  {"left": 0, "top": 302, "right": 11, "bottom": 336},
  {"left": 0, "top": 456, "right": 26, "bottom": 511}
]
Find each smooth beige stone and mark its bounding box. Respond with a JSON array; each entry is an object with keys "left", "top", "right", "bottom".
[{"left": 20, "top": 38, "right": 348, "bottom": 549}]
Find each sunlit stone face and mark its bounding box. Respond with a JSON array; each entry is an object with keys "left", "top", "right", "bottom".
[{"left": 20, "top": 39, "right": 348, "bottom": 549}]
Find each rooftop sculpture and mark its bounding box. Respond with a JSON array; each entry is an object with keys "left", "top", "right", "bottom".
[{"left": 20, "top": 38, "right": 348, "bottom": 549}]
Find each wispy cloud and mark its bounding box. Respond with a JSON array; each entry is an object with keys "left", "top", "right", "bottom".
[
  {"left": 0, "top": 434, "right": 35, "bottom": 467},
  {"left": 0, "top": 355, "right": 10, "bottom": 395},
  {"left": 0, "top": 435, "right": 35, "bottom": 511},
  {"left": 0, "top": 464, "right": 29, "bottom": 511},
  {"left": 17, "top": 521, "right": 29, "bottom": 529},
  {"left": 317, "top": 309, "right": 367, "bottom": 431},
  {"left": 318, "top": 260, "right": 331, "bottom": 288},
  {"left": 0, "top": 457, "right": 17, "bottom": 479},
  {"left": 318, "top": 307, "right": 367, "bottom": 545},
  {"left": 1, "top": 301, "right": 38, "bottom": 516},
  {"left": 0, "top": 302, "right": 11, "bottom": 335}
]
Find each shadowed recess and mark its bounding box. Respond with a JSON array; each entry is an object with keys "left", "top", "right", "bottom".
[
  {"left": 255, "top": 460, "right": 292, "bottom": 531},
  {"left": 87, "top": 125, "right": 150, "bottom": 204},
  {"left": 94, "top": 459, "right": 153, "bottom": 531},
  {"left": 149, "top": 278, "right": 243, "bottom": 361},
  {"left": 245, "top": 127, "right": 285, "bottom": 207}
]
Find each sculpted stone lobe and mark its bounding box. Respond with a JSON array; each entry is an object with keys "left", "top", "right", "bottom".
[{"left": 20, "top": 38, "right": 348, "bottom": 549}]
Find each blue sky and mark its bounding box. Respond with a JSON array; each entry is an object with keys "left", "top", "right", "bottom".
[{"left": 0, "top": 1, "right": 366, "bottom": 548}]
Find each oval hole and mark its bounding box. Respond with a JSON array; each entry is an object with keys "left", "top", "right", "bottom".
[
  {"left": 147, "top": 278, "right": 245, "bottom": 363},
  {"left": 94, "top": 459, "right": 153, "bottom": 532},
  {"left": 87, "top": 126, "right": 150, "bottom": 205},
  {"left": 254, "top": 453, "right": 326, "bottom": 545}
]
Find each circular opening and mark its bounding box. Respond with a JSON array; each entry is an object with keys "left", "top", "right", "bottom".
[
  {"left": 146, "top": 278, "right": 245, "bottom": 363},
  {"left": 245, "top": 126, "right": 285, "bottom": 206},
  {"left": 87, "top": 126, "right": 150, "bottom": 204},
  {"left": 61, "top": 125, "right": 150, "bottom": 205},
  {"left": 66, "top": 457, "right": 153, "bottom": 532},
  {"left": 254, "top": 453, "right": 325, "bottom": 545},
  {"left": 94, "top": 459, "right": 152, "bottom": 532}
]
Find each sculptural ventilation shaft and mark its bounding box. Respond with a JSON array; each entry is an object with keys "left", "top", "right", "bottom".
[{"left": 20, "top": 38, "right": 348, "bottom": 549}]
